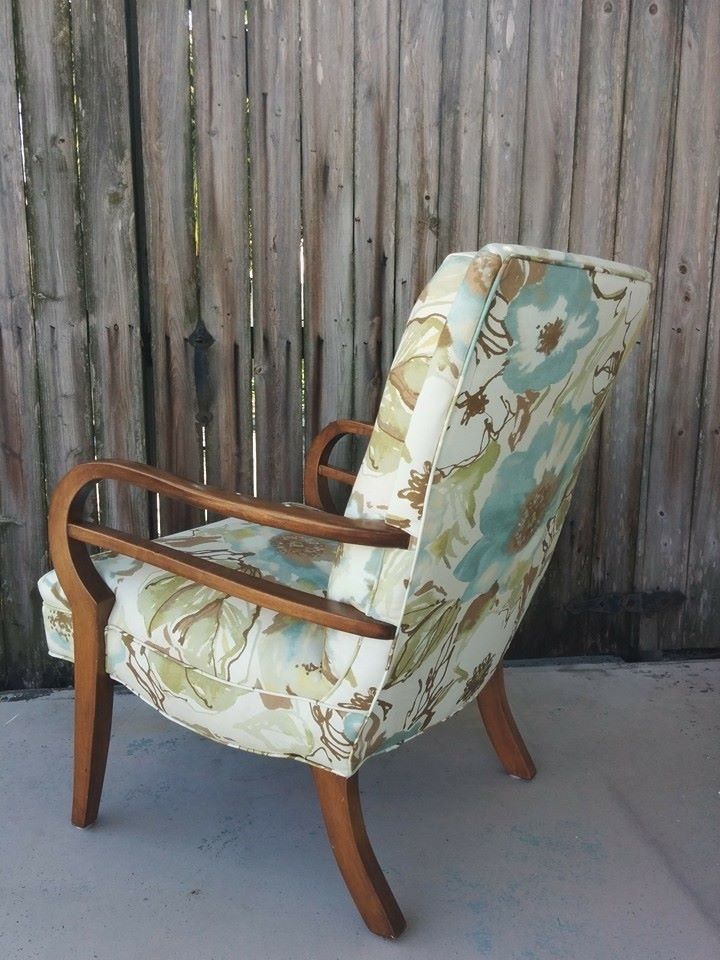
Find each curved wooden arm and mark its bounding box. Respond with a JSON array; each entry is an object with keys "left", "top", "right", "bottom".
[
  {"left": 305, "top": 419, "right": 374, "bottom": 512},
  {"left": 48, "top": 459, "right": 405, "bottom": 642},
  {"left": 56, "top": 459, "right": 408, "bottom": 548}
]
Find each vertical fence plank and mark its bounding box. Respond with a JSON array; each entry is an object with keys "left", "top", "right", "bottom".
[
  {"left": 135, "top": 0, "right": 202, "bottom": 532},
  {"left": 639, "top": 0, "right": 720, "bottom": 651},
  {"left": 394, "top": 0, "right": 444, "bottom": 334},
  {"left": 247, "top": 0, "right": 303, "bottom": 501},
  {"left": 521, "top": 0, "right": 630, "bottom": 656},
  {"left": 478, "top": 0, "right": 530, "bottom": 243},
  {"left": 353, "top": 0, "right": 400, "bottom": 422},
  {"left": 597, "top": 0, "right": 681, "bottom": 655},
  {"left": 519, "top": 0, "right": 582, "bottom": 246},
  {"left": 13, "top": 0, "right": 92, "bottom": 492},
  {"left": 569, "top": 0, "right": 631, "bottom": 658},
  {"left": 73, "top": 0, "right": 147, "bottom": 532},
  {"left": 0, "top": 0, "right": 49, "bottom": 686},
  {"left": 193, "top": 0, "right": 252, "bottom": 495},
  {"left": 300, "top": 0, "right": 354, "bottom": 448},
  {"left": 437, "top": 0, "right": 488, "bottom": 258},
  {"left": 512, "top": 0, "right": 583, "bottom": 656},
  {"left": 686, "top": 234, "right": 720, "bottom": 648}
]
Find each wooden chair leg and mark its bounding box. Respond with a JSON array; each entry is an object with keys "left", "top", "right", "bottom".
[
  {"left": 477, "top": 663, "right": 536, "bottom": 781},
  {"left": 71, "top": 600, "right": 114, "bottom": 827},
  {"left": 312, "top": 768, "right": 406, "bottom": 939}
]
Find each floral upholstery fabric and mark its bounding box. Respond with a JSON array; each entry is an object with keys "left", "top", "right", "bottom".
[
  {"left": 39, "top": 518, "right": 395, "bottom": 771},
  {"left": 349, "top": 244, "right": 652, "bottom": 763},
  {"left": 40, "top": 244, "right": 652, "bottom": 776}
]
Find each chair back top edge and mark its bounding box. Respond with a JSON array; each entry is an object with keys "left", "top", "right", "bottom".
[{"left": 477, "top": 242, "right": 653, "bottom": 284}]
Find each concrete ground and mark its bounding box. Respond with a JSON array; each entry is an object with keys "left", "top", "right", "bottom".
[{"left": 1, "top": 660, "right": 718, "bottom": 960}]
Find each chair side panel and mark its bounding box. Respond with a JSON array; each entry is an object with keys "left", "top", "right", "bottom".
[{"left": 355, "top": 253, "right": 652, "bottom": 763}]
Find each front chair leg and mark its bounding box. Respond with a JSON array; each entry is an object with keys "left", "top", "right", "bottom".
[
  {"left": 312, "top": 768, "right": 406, "bottom": 939},
  {"left": 71, "top": 597, "right": 115, "bottom": 827},
  {"left": 477, "top": 663, "right": 536, "bottom": 781}
]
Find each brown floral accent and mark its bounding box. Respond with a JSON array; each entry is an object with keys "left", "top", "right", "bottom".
[
  {"left": 498, "top": 258, "right": 545, "bottom": 302},
  {"left": 478, "top": 311, "right": 513, "bottom": 358},
  {"left": 537, "top": 318, "right": 565, "bottom": 354},
  {"left": 465, "top": 252, "right": 502, "bottom": 296},
  {"left": 457, "top": 583, "right": 499, "bottom": 641},
  {"left": 459, "top": 653, "right": 494, "bottom": 703},
  {"left": 508, "top": 389, "right": 541, "bottom": 450},
  {"left": 338, "top": 688, "right": 391, "bottom": 717},
  {"left": 271, "top": 533, "right": 334, "bottom": 565},
  {"left": 309, "top": 704, "right": 353, "bottom": 761},
  {"left": 506, "top": 470, "right": 561, "bottom": 553},
  {"left": 457, "top": 386, "right": 489, "bottom": 424},
  {"left": 236, "top": 557, "right": 263, "bottom": 578},
  {"left": 397, "top": 459, "right": 433, "bottom": 515}
]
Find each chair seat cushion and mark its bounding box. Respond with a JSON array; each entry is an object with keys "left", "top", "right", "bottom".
[{"left": 39, "top": 516, "right": 390, "bottom": 703}]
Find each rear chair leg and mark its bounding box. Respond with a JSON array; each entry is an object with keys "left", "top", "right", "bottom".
[
  {"left": 71, "top": 598, "right": 114, "bottom": 827},
  {"left": 312, "top": 768, "right": 406, "bottom": 939},
  {"left": 477, "top": 663, "right": 536, "bottom": 780}
]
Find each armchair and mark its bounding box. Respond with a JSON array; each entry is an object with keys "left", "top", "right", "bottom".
[{"left": 40, "top": 243, "right": 652, "bottom": 937}]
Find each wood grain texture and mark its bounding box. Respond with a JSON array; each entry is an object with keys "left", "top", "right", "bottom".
[
  {"left": 135, "top": 0, "right": 202, "bottom": 532},
  {"left": 301, "top": 0, "right": 355, "bottom": 450},
  {"left": 477, "top": 664, "right": 536, "bottom": 780},
  {"left": 247, "top": 0, "right": 303, "bottom": 501},
  {"left": 639, "top": 0, "right": 720, "bottom": 651},
  {"left": 597, "top": 0, "right": 681, "bottom": 655},
  {"left": 437, "top": 0, "right": 488, "bottom": 257},
  {"left": 512, "top": 0, "right": 583, "bottom": 656},
  {"left": 312, "top": 769, "right": 406, "bottom": 938},
  {"left": 569, "top": 0, "right": 631, "bottom": 657},
  {"left": 352, "top": 0, "right": 400, "bottom": 423},
  {"left": 519, "top": 0, "right": 582, "bottom": 247},
  {"left": 193, "top": 0, "right": 252, "bottom": 495},
  {"left": 48, "top": 459, "right": 407, "bottom": 640},
  {"left": 0, "top": 0, "right": 49, "bottom": 687},
  {"left": 73, "top": 0, "right": 148, "bottom": 533},
  {"left": 394, "top": 0, "right": 444, "bottom": 336},
  {"left": 686, "top": 226, "right": 720, "bottom": 648},
  {"left": 304, "top": 419, "right": 373, "bottom": 511},
  {"left": 478, "top": 0, "right": 531, "bottom": 243},
  {"left": 13, "top": 0, "right": 92, "bottom": 491},
  {"left": 528, "top": 0, "right": 629, "bottom": 656}
]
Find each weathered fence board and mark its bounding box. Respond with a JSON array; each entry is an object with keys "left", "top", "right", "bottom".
[
  {"left": 300, "top": 0, "right": 355, "bottom": 447},
  {"left": 247, "top": 0, "right": 303, "bottom": 502},
  {"left": 193, "top": 0, "right": 252, "bottom": 496},
  {"left": 1, "top": 0, "right": 719, "bottom": 688},
  {"left": 599, "top": 0, "right": 682, "bottom": 655},
  {"left": 478, "top": 0, "right": 530, "bottom": 242},
  {"left": 135, "top": 0, "right": 202, "bottom": 533},
  {"left": 513, "top": 0, "right": 584, "bottom": 656},
  {"left": 352, "top": 0, "right": 400, "bottom": 421},
  {"left": 13, "top": 0, "right": 93, "bottom": 495},
  {"left": 394, "top": 0, "right": 444, "bottom": 334},
  {"left": 0, "top": 0, "right": 50, "bottom": 687},
  {"left": 74, "top": 0, "right": 148, "bottom": 533},
  {"left": 639, "top": 0, "right": 720, "bottom": 651},
  {"left": 437, "top": 0, "right": 487, "bottom": 257},
  {"left": 687, "top": 232, "right": 720, "bottom": 648},
  {"left": 567, "top": 0, "right": 631, "bottom": 658}
]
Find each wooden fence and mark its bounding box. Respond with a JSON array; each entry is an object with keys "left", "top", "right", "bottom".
[{"left": 1, "top": 0, "right": 718, "bottom": 689}]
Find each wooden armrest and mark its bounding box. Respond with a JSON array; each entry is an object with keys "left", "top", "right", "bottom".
[
  {"left": 66, "top": 522, "right": 396, "bottom": 639},
  {"left": 53, "top": 459, "right": 408, "bottom": 548},
  {"left": 305, "top": 419, "right": 374, "bottom": 512},
  {"left": 48, "top": 459, "right": 403, "bottom": 640}
]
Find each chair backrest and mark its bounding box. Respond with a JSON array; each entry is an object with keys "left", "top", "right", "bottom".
[{"left": 342, "top": 243, "right": 652, "bottom": 764}]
